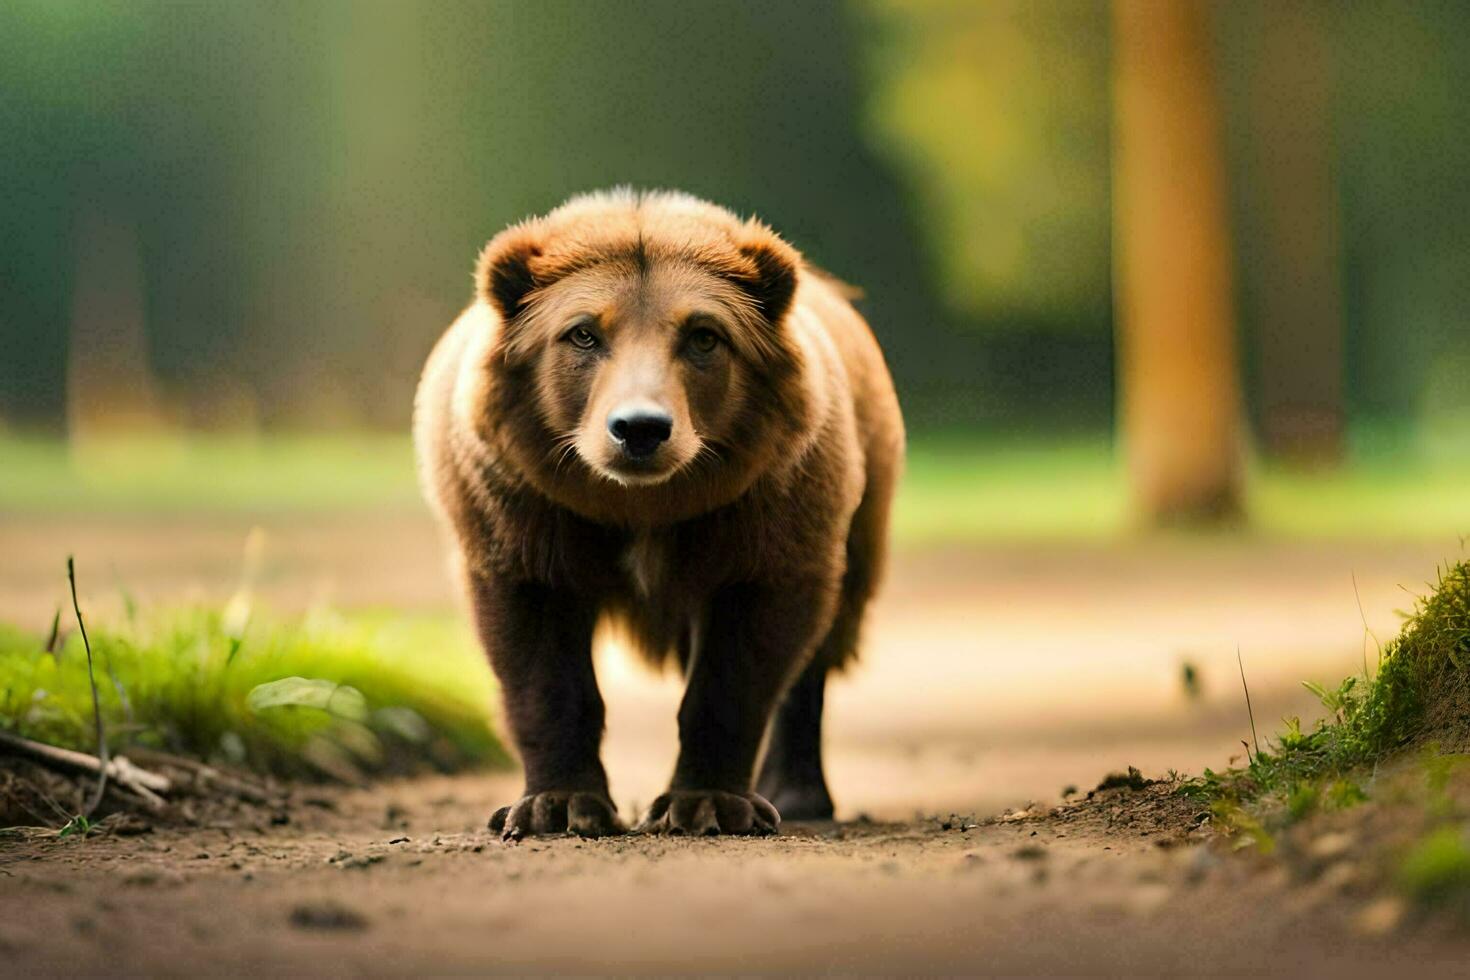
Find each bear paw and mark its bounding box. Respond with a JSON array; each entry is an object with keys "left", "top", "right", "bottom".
[
  {"left": 489, "top": 790, "right": 624, "bottom": 841},
  {"left": 636, "top": 790, "right": 780, "bottom": 836}
]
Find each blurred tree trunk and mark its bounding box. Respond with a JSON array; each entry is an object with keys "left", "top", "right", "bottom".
[
  {"left": 66, "top": 206, "right": 165, "bottom": 437},
  {"left": 1236, "top": 0, "right": 1345, "bottom": 466},
  {"left": 1111, "top": 0, "right": 1243, "bottom": 525}
]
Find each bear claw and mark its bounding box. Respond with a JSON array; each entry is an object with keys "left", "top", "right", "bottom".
[
  {"left": 489, "top": 790, "right": 623, "bottom": 840},
  {"left": 636, "top": 790, "right": 780, "bottom": 836}
]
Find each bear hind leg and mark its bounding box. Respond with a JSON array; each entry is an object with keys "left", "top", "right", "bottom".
[
  {"left": 757, "top": 486, "right": 888, "bottom": 821},
  {"left": 756, "top": 655, "right": 835, "bottom": 820}
]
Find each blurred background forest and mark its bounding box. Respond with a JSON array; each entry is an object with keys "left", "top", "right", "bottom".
[{"left": 4, "top": 0, "right": 1468, "bottom": 467}]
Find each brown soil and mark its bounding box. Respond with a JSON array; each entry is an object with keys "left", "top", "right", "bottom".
[
  {"left": 3, "top": 768, "right": 1468, "bottom": 976},
  {"left": 3, "top": 516, "right": 1467, "bottom": 973}
]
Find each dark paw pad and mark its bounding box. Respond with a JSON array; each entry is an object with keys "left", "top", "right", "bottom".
[
  {"left": 635, "top": 790, "right": 780, "bottom": 836},
  {"left": 489, "top": 790, "right": 624, "bottom": 841}
]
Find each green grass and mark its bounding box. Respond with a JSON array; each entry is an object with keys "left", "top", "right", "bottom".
[
  {"left": 3, "top": 431, "right": 1465, "bottom": 543},
  {"left": 0, "top": 601, "right": 507, "bottom": 780},
  {"left": 0, "top": 434, "right": 423, "bottom": 515},
  {"left": 898, "top": 433, "right": 1470, "bottom": 544},
  {"left": 895, "top": 437, "right": 1125, "bottom": 543},
  {"left": 1183, "top": 560, "right": 1470, "bottom": 916},
  {"left": 1250, "top": 465, "right": 1470, "bottom": 542},
  {"left": 1184, "top": 558, "right": 1470, "bottom": 821}
]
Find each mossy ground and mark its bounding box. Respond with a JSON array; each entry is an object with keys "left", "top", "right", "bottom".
[{"left": 1183, "top": 557, "right": 1470, "bottom": 918}]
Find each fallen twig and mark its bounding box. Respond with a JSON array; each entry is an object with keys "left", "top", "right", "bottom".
[
  {"left": 126, "top": 747, "right": 276, "bottom": 804},
  {"left": 0, "top": 730, "right": 171, "bottom": 811}
]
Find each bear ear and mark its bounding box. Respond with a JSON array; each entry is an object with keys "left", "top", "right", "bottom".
[
  {"left": 475, "top": 223, "right": 544, "bottom": 322},
  {"left": 734, "top": 224, "right": 800, "bottom": 326}
]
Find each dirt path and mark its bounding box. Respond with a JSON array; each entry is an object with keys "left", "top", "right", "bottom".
[
  {"left": 2, "top": 513, "right": 1452, "bottom": 817},
  {"left": 3, "top": 516, "right": 1467, "bottom": 972},
  {"left": 2, "top": 772, "right": 1466, "bottom": 975}
]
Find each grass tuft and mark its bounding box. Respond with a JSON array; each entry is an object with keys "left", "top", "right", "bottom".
[
  {"left": 66, "top": 557, "right": 109, "bottom": 816},
  {"left": 1184, "top": 558, "right": 1470, "bottom": 816},
  {"left": 0, "top": 604, "right": 508, "bottom": 780}
]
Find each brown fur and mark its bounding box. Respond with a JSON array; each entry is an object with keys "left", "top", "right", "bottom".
[{"left": 415, "top": 190, "right": 903, "bottom": 835}]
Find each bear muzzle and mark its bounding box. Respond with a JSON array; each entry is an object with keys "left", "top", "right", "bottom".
[{"left": 607, "top": 404, "right": 674, "bottom": 460}]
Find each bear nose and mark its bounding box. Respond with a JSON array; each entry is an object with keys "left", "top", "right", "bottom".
[{"left": 607, "top": 407, "right": 673, "bottom": 460}]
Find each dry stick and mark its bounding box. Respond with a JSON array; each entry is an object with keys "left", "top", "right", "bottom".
[
  {"left": 67, "top": 556, "right": 109, "bottom": 817},
  {"left": 1237, "top": 646, "right": 1260, "bottom": 762},
  {"left": 0, "top": 730, "right": 169, "bottom": 802},
  {"left": 125, "top": 747, "right": 273, "bottom": 804}
]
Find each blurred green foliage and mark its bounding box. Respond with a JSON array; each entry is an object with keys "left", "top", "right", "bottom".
[
  {"left": 0, "top": 0, "right": 949, "bottom": 426},
  {"left": 1, "top": 0, "right": 1469, "bottom": 441},
  {"left": 862, "top": 0, "right": 1111, "bottom": 327}
]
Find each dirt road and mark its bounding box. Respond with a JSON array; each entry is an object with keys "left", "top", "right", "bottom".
[
  {"left": 2, "top": 513, "right": 1466, "bottom": 972},
  {"left": 3, "top": 771, "right": 1466, "bottom": 975},
  {"left": 2, "top": 512, "right": 1451, "bottom": 816}
]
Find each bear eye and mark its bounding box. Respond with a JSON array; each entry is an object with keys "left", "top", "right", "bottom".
[
  {"left": 565, "top": 324, "right": 600, "bottom": 350},
  {"left": 687, "top": 328, "right": 721, "bottom": 355}
]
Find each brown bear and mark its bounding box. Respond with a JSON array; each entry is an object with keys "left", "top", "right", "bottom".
[{"left": 414, "top": 190, "right": 903, "bottom": 838}]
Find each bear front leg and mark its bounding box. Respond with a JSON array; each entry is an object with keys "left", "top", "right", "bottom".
[
  {"left": 640, "top": 581, "right": 833, "bottom": 836},
  {"left": 467, "top": 572, "right": 622, "bottom": 840}
]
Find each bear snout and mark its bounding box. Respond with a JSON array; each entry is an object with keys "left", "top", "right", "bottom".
[{"left": 607, "top": 405, "right": 674, "bottom": 459}]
